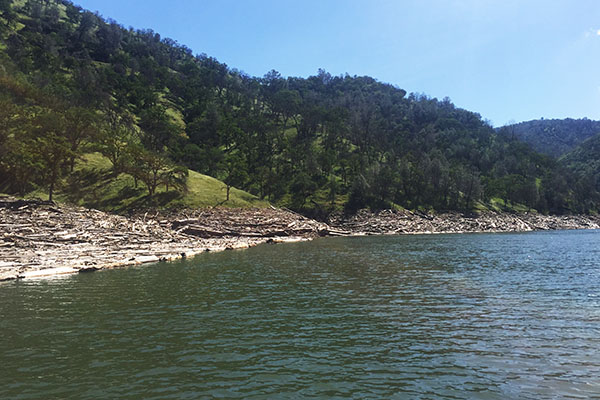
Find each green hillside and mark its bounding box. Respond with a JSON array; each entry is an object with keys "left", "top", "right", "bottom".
[
  {"left": 559, "top": 134, "right": 600, "bottom": 212},
  {"left": 22, "top": 152, "right": 266, "bottom": 212},
  {"left": 1, "top": 0, "right": 598, "bottom": 215},
  {"left": 499, "top": 118, "right": 600, "bottom": 158}
]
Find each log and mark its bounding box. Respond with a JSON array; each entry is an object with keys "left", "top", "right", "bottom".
[{"left": 19, "top": 267, "right": 79, "bottom": 279}]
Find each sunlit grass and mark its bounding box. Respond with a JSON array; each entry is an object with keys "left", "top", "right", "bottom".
[
  {"left": 485, "top": 197, "right": 534, "bottom": 213},
  {"left": 33, "top": 152, "right": 269, "bottom": 213}
]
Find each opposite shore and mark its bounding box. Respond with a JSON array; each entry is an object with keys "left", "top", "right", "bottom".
[{"left": 1, "top": 195, "right": 599, "bottom": 281}]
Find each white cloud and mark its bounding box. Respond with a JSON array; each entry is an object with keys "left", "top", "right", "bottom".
[{"left": 583, "top": 28, "right": 600, "bottom": 38}]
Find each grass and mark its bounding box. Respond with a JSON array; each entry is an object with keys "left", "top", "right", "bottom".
[
  {"left": 158, "top": 89, "right": 187, "bottom": 132},
  {"left": 32, "top": 152, "right": 267, "bottom": 213},
  {"left": 484, "top": 198, "right": 504, "bottom": 213},
  {"left": 484, "top": 197, "right": 534, "bottom": 213}
]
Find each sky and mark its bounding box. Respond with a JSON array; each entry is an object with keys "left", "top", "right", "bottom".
[{"left": 75, "top": 0, "right": 600, "bottom": 127}]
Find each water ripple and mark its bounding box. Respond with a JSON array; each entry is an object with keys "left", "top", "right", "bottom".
[{"left": 1, "top": 230, "right": 600, "bottom": 399}]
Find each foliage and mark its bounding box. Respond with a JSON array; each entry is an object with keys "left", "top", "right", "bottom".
[
  {"left": 500, "top": 118, "right": 600, "bottom": 158},
  {"left": 0, "top": 0, "right": 598, "bottom": 215}
]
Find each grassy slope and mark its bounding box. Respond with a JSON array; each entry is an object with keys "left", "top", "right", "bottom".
[{"left": 25, "top": 153, "right": 267, "bottom": 213}]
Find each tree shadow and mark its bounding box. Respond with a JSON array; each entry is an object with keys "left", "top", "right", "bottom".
[
  {"left": 62, "top": 168, "right": 115, "bottom": 204},
  {"left": 116, "top": 190, "right": 184, "bottom": 213}
]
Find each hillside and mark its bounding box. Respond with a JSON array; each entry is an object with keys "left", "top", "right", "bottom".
[
  {"left": 53, "top": 153, "right": 266, "bottom": 212},
  {"left": 559, "top": 134, "right": 600, "bottom": 211},
  {"left": 562, "top": 133, "right": 600, "bottom": 173},
  {"left": 499, "top": 118, "right": 600, "bottom": 158},
  {"left": 1, "top": 0, "right": 599, "bottom": 215}
]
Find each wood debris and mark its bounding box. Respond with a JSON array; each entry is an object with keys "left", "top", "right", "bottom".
[
  {"left": 0, "top": 196, "right": 324, "bottom": 281},
  {"left": 2, "top": 194, "right": 599, "bottom": 282},
  {"left": 328, "top": 209, "right": 600, "bottom": 235}
]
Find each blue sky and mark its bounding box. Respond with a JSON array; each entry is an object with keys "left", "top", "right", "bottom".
[{"left": 76, "top": 0, "right": 600, "bottom": 126}]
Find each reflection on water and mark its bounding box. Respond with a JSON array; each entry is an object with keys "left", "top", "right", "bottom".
[{"left": 1, "top": 230, "right": 600, "bottom": 399}]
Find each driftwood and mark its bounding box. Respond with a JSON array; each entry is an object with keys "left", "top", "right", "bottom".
[
  {"left": 162, "top": 207, "right": 329, "bottom": 240},
  {"left": 1, "top": 195, "right": 599, "bottom": 282},
  {"left": 328, "top": 209, "right": 600, "bottom": 235},
  {"left": 0, "top": 197, "right": 327, "bottom": 281}
]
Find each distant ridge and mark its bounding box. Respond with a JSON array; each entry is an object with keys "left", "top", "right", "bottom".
[{"left": 499, "top": 118, "right": 600, "bottom": 158}]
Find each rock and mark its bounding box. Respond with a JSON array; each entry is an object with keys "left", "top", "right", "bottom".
[{"left": 328, "top": 209, "right": 600, "bottom": 236}]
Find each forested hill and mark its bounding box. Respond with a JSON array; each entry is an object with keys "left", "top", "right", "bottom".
[
  {"left": 1, "top": 0, "right": 598, "bottom": 215},
  {"left": 560, "top": 134, "right": 600, "bottom": 210},
  {"left": 499, "top": 118, "right": 600, "bottom": 158}
]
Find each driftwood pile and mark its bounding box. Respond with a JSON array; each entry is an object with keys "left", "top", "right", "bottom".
[
  {"left": 2, "top": 194, "right": 599, "bottom": 281},
  {"left": 0, "top": 197, "right": 321, "bottom": 281},
  {"left": 0, "top": 197, "right": 197, "bottom": 281},
  {"left": 158, "top": 207, "right": 330, "bottom": 239},
  {"left": 328, "top": 209, "right": 600, "bottom": 235}
]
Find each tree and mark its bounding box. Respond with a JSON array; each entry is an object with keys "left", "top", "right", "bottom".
[
  {"left": 370, "top": 163, "right": 394, "bottom": 208},
  {"left": 454, "top": 166, "right": 482, "bottom": 211},
  {"left": 327, "top": 175, "right": 339, "bottom": 207},
  {"left": 138, "top": 105, "right": 181, "bottom": 152},
  {"left": 1, "top": 137, "right": 40, "bottom": 195},
  {"left": 124, "top": 146, "right": 187, "bottom": 196},
  {"left": 221, "top": 152, "right": 248, "bottom": 202},
  {"left": 0, "top": 98, "right": 16, "bottom": 150},
  {"left": 2, "top": 0, "right": 597, "bottom": 215},
  {"left": 0, "top": 105, "right": 40, "bottom": 196},
  {"left": 30, "top": 111, "right": 72, "bottom": 202},
  {"left": 124, "top": 146, "right": 169, "bottom": 196},
  {"left": 162, "top": 165, "right": 188, "bottom": 193},
  {"left": 345, "top": 174, "right": 371, "bottom": 214},
  {"left": 97, "top": 112, "right": 136, "bottom": 173},
  {"left": 64, "top": 107, "right": 99, "bottom": 171},
  {"left": 0, "top": 0, "right": 16, "bottom": 32},
  {"left": 290, "top": 172, "right": 317, "bottom": 209}
]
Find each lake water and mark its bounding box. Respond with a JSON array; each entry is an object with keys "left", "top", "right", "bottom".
[{"left": 1, "top": 230, "right": 600, "bottom": 399}]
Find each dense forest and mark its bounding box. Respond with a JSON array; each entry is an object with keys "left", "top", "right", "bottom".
[
  {"left": 561, "top": 134, "right": 600, "bottom": 201},
  {"left": 500, "top": 118, "right": 600, "bottom": 158},
  {"left": 1, "top": 0, "right": 599, "bottom": 216}
]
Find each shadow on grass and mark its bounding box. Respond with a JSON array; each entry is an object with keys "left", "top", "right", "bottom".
[
  {"left": 63, "top": 168, "right": 116, "bottom": 204},
  {"left": 114, "top": 190, "right": 184, "bottom": 213},
  {"left": 92, "top": 185, "right": 146, "bottom": 212}
]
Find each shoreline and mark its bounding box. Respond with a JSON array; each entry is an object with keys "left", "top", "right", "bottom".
[
  {"left": 0, "top": 197, "right": 326, "bottom": 282},
  {"left": 327, "top": 209, "right": 600, "bottom": 236},
  {"left": 1, "top": 196, "right": 599, "bottom": 282}
]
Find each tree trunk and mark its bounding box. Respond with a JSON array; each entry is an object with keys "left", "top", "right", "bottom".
[{"left": 49, "top": 180, "right": 54, "bottom": 202}]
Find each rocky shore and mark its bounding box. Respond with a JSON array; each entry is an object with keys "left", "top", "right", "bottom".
[{"left": 1, "top": 195, "right": 599, "bottom": 281}]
